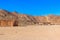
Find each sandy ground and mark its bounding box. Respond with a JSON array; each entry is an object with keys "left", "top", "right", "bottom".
[{"left": 0, "top": 25, "right": 60, "bottom": 40}]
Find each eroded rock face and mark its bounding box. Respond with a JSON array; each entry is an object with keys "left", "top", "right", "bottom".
[
  {"left": 0, "top": 10, "right": 17, "bottom": 27},
  {"left": 18, "top": 14, "right": 60, "bottom": 25},
  {"left": 0, "top": 9, "right": 60, "bottom": 27},
  {"left": 18, "top": 14, "right": 37, "bottom": 26},
  {"left": 48, "top": 15, "right": 60, "bottom": 25},
  {"left": 34, "top": 16, "right": 47, "bottom": 25},
  {"left": 0, "top": 20, "right": 15, "bottom": 27}
]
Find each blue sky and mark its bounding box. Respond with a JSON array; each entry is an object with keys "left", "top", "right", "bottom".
[{"left": 0, "top": 0, "right": 60, "bottom": 16}]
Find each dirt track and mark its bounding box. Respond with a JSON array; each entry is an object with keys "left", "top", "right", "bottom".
[{"left": 0, "top": 25, "right": 60, "bottom": 40}]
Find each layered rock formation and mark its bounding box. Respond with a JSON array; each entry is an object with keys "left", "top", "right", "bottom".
[
  {"left": 0, "top": 10, "right": 17, "bottom": 27},
  {"left": 0, "top": 9, "right": 60, "bottom": 27}
]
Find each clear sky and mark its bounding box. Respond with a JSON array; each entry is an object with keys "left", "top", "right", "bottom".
[{"left": 0, "top": 0, "right": 60, "bottom": 16}]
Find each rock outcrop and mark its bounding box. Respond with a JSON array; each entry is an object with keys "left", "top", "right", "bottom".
[
  {"left": 18, "top": 14, "right": 36, "bottom": 26},
  {"left": 0, "top": 9, "right": 60, "bottom": 27},
  {"left": 0, "top": 10, "right": 17, "bottom": 27},
  {"left": 48, "top": 15, "right": 60, "bottom": 25}
]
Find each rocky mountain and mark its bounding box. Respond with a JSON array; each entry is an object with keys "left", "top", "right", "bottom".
[
  {"left": 0, "top": 10, "right": 17, "bottom": 20},
  {"left": 0, "top": 9, "right": 60, "bottom": 26}
]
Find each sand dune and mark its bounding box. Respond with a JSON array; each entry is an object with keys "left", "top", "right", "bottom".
[{"left": 0, "top": 25, "right": 60, "bottom": 40}]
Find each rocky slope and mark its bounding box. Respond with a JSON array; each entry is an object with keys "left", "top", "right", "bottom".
[
  {"left": 0, "top": 10, "right": 17, "bottom": 20},
  {"left": 0, "top": 10, "right": 60, "bottom": 26}
]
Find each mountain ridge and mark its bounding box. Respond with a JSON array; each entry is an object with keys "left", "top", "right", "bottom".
[{"left": 0, "top": 10, "right": 60, "bottom": 26}]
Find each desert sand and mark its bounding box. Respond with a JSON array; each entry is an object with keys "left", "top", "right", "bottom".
[{"left": 0, "top": 25, "right": 60, "bottom": 40}]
